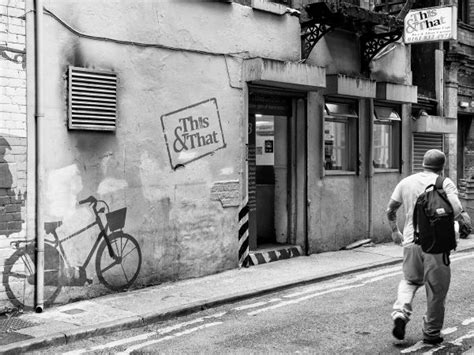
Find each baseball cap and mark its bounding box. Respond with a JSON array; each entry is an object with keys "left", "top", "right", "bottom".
[{"left": 422, "top": 149, "right": 446, "bottom": 170}]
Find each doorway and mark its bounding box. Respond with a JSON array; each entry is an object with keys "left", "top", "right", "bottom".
[{"left": 248, "top": 90, "right": 302, "bottom": 250}]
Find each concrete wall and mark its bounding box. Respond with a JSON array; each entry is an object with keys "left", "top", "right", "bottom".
[
  {"left": 306, "top": 32, "right": 413, "bottom": 251},
  {"left": 9, "top": 0, "right": 301, "bottom": 308},
  {"left": 0, "top": 0, "right": 27, "bottom": 309}
]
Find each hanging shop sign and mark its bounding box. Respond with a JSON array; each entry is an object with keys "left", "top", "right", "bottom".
[
  {"left": 161, "top": 98, "right": 226, "bottom": 169},
  {"left": 404, "top": 5, "right": 457, "bottom": 44}
]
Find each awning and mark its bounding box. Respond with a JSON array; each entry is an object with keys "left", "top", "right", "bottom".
[
  {"left": 243, "top": 58, "right": 326, "bottom": 91},
  {"left": 374, "top": 106, "right": 401, "bottom": 122},
  {"left": 325, "top": 103, "right": 358, "bottom": 119}
]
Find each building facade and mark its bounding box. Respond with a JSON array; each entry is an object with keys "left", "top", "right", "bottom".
[{"left": 1, "top": 0, "right": 471, "bottom": 311}]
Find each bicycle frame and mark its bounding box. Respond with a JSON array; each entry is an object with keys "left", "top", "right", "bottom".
[{"left": 46, "top": 202, "right": 117, "bottom": 271}]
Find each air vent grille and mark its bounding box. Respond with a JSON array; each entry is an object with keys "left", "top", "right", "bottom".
[
  {"left": 68, "top": 67, "right": 118, "bottom": 131},
  {"left": 413, "top": 133, "right": 444, "bottom": 172}
]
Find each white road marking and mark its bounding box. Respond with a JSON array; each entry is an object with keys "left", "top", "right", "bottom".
[
  {"left": 118, "top": 321, "right": 223, "bottom": 354},
  {"left": 451, "top": 253, "right": 474, "bottom": 262},
  {"left": 233, "top": 299, "right": 281, "bottom": 311},
  {"left": 462, "top": 318, "right": 474, "bottom": 326},
  {"left": 204, "top": 311, "right": 227, "bottom": 318},
  {"left": 62, "top": 332, "right": 155, "bottom": 354},
  {"left": 420, "top": 331, "right": 474, "bottom": 355},
  {"left": 248, "top": 284, "right": 366, "bottom": 316},
  {"left": 442, "top": 327, "right": 457, "bottom": 335},
  {"left": 401, "top": 341, "right": 428, "bottom": 353},
  {"left": 66, "top": 312, "right": 227, "bottom": 353},
  {"left": 248, "top": 271, "right": 403, "bottom": 316},
  {"left": 157, "top": 318, "right": 205, "bottom": 335},
  {"left": 451, "top": 330, "right": 474, "bottom": 346},
  {"left": 284, "top": 266, "right": 402, "bottom": 298}
]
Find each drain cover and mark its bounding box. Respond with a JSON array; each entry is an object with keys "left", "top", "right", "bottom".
[{"left": 0, "top": 318, "right": 36, "bottom": 332}]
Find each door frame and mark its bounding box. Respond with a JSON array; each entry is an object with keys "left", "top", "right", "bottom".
[{"left": 246, "top": 86, "right": 307, "bottom": 251}]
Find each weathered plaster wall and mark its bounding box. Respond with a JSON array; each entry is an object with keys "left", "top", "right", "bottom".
[
  {"left": 15, "top": 0, "right": 302, "bottom": 307},
  {"left": 305, "top": 26, "right": 413, "bottom": 251},
  {"left": 0, "top": 0, "right": 27, "bottom": 309}
]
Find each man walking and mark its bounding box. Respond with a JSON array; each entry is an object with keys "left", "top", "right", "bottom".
[{"left": 386, "top": 149, "right": 468, "bottom": 344}]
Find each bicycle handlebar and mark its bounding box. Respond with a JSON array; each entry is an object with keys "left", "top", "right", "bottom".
[{"left": 78, "top": 196, "right": 97, "bottom": 205}]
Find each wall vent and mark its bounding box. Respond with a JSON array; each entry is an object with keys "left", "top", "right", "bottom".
[
  {"left": 412, "top": 133, "right": 444, "bottom": 172},
  {"left": 68, "top": 66, "right": 118, "bottom": 131}
]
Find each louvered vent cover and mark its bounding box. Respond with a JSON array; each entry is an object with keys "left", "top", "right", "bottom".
[
  {"left": 68, "top": 67, "right": 117, "bottom": 131},
  {"left": 413, "top": 133, "right": 444, "bottom": 172}
]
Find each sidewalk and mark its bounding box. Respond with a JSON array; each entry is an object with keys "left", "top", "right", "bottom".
[{"left": 2, "top": 238, "right": 474, "bottom": 354}]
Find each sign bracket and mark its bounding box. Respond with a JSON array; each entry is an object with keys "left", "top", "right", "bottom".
[{"left": 360, "top": 30, "right": 403, "bottom": 74}]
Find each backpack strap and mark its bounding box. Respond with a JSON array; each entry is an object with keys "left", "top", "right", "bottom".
[
  {"left": 435, "top": 175, "right": 446, "bottom": 190},
  {"left": 443, "top": 251, "right": 451, "bottom": 266}
]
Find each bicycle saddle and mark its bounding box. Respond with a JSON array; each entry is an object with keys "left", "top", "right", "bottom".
[{"left": 44, "top": 221, "right": 62, "bottom": 234}]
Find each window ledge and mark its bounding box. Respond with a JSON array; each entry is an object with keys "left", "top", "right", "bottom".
[
  {"left": 324, "top": 170, "right": 356, "bottom": 176},
  {"left": 374, "top": 168, "right": 400, "bottom": 174}
]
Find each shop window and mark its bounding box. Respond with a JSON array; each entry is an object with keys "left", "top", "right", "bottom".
[
  {"left": 373, "top": 105, "right": 401, "bottom": 170},
  {"left": 324, "top": 101, "right": 358, "bottom": 172}
]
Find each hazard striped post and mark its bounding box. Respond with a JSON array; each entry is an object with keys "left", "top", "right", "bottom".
[{"left": 238, "top": 197, "right": 249, "bottom": 268}]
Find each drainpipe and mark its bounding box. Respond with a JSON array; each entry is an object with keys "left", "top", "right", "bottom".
[
  {"left": 35, "top": 0, "right": 44, "bottom": 313},
  {"left": 367, "top": 99, "right": 374, "bottom": 240}
]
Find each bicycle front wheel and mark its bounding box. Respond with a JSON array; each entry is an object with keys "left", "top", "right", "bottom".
[
  {"left": 3, "top": 243, "right": 62, "bottom": 310},
  {"left": 95, "top": 232, "right": 141, "bottom": 291}
]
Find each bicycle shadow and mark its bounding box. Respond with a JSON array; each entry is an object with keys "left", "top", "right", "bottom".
[{"left": 2, "top": 195, "right": 141, "bottom": 311}]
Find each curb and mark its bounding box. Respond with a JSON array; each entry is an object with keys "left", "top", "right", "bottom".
[{"left": 2, "top": 246, "right": 473, "bottom": 353}]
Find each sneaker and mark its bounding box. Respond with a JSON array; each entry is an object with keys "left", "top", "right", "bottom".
[
  {"left": 392, "top": 318, "right": 406, "bottom": 340},
  {"left": 423, "top": 337, "right": 443, "bottom": 345}
]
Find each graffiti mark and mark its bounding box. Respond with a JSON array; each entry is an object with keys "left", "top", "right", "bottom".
[
  {"left": 161, "top": 98, "right": 226, "bottom": 170},
  {"left": 0, "top": 45, "right": 25, "bottom": 67},
  {"left": 0, "top": 135, "right": 25, "bottom": 237},
  {"left": 2, "top": 196, "right": 142, "bottom": 310}
]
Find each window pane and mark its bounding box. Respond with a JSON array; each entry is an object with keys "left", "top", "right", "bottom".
[
  {"left": 373, "top": 123, "right": 392, "bottom": 168},
  {"left": 325, "top": 120, "right": 349, "bottom": 170}
]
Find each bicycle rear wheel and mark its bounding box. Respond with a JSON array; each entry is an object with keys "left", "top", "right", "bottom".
[
  {"left": 95, "top": 232, "right": 141, "bottom": 291},
  {"left": 2, "top": 243, "right": 63, "bottom": 310}
]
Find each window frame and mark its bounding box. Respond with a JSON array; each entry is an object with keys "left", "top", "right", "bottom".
[
  {"left": 372, "top": 102, "right": 402, "bottom": 173},
  {"left": 323, "top": 98, "right": 359, "bottom": 175},
  {"left": 458, "top": 0, "right": 469, "bottom": 23}
]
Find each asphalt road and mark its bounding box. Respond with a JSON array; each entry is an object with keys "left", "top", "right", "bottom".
[{"left": 32, "top": 251, "right": 474, "bottom": 354}]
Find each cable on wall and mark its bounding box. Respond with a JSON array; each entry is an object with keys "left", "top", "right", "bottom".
[{"left": 43, "top": 6, "right": 249, "bottom": 90}]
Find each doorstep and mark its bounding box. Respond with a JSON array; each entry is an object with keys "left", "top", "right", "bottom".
[{"left": 249, "top": 244, "right": 304, "bottom": 266}]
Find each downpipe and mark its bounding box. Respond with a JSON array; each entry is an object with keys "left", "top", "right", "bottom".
[
  {"left": 34, "top": 0, "right": 44, "bottom": 313},
  {"left": 367, "top": 99, "right": 374, "bottom": 240}
]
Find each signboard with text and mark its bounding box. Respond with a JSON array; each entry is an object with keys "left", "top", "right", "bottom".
[
  {"left": 404, "top": 6, "right": 457, "bottom": 44},
  {"left": 161, "top": 98, "right": 226, "bottom": 169}
]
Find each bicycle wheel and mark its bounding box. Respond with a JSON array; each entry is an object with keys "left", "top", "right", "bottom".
[
  {"left": 95, "top": 232, "right": 141, "bottom": 291},
  {"left": 2, "top": 243, "right": 63, "bottom": 310}
]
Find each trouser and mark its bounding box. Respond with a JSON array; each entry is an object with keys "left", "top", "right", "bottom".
[{"left": 391, "top": 243, "right": 451, "bottom": 341}]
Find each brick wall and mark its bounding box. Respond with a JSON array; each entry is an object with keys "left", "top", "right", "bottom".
[{"left": 0, "top": 0, "right": 27, "bottom": 308}]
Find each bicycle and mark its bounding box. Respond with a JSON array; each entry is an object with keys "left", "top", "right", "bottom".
[{"left": 2, "top": 196, "right": 142, "bottom": 310}]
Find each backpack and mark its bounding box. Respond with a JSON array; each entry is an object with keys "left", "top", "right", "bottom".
[{"left": 413, "top": 176, "right": 456, "bottom": 265}]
